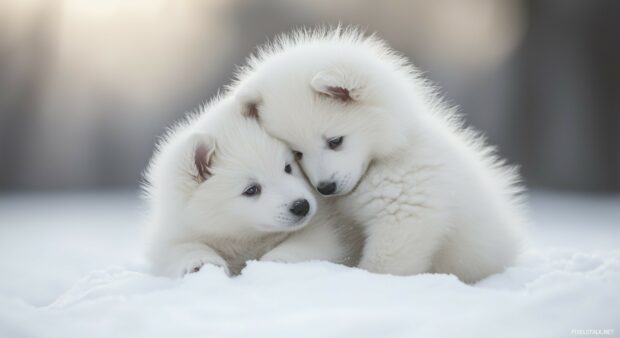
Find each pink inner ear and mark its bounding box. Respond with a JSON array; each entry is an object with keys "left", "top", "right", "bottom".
[
  {"left": 245, "top": 102, "right": 259, "bottom": 119},
  {"left": 326, "top": 86, "right": 352, "bottom": 102},
  {"left": 194, "top": 143, "right": 211, "bottom": 180}
]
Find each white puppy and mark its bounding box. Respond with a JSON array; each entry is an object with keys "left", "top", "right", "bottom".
[
  {"left": 234, "top": 27, "right": 525, "bottom": 283},
  {"left": 143, "top": 95, "right": 359, "bottom": 277}
]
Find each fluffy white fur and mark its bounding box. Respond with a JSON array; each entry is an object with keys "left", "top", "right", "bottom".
[
  {"left": 233, "top": 27, "right": 526, "bottom": 283},
  {"left": 143, "top": 95, "right": 359, "bottom": 277}
]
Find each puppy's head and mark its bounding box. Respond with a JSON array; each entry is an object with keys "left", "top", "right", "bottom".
[
  {"left": 163, "top": 105, "right": 317, "bottom": 234},
  {"left": 236, "top": 51, "right": 407, "bottom": 197}
]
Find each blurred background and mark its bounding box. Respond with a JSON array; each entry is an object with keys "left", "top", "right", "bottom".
[
  {"left": 0, "top": 0, "right": 619, "bottom": 193},
  {"left": 1, "top": 0, "right": 619, "bottom": 308}
]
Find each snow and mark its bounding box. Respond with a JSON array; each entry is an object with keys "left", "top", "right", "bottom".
[{"left": 0, "top": 191, "right": 618, "bottom": 337}]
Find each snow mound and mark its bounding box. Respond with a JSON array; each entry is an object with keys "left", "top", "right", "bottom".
[{"left": 2, "top": 250, "right": 619, "bottom": 338}]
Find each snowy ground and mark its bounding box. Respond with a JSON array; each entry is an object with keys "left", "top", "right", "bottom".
[{"left": 0, "top": 190, "right": 618, "bottom": 337}]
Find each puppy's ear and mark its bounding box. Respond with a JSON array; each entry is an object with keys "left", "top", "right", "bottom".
[
  {"left": 187, "top": 133, "right": 216, "bottom": 182},
  {"left": 236, "top": 87, "right": 261, "bottom": 120},
  {"left": 311, "top": 68, "right": 364, "bottom": 102}
]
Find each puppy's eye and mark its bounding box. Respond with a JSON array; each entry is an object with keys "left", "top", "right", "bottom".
[
  {"left": 284, "top": 164, "right": 292, "bottom": 174},
  {"left": 327, "top": 136, "right": 344, "bottom": 150},
  {"left": 242, "top": 183, "right": 261, "bottom": 197},
  {"left": 293, "top": 151, "right": 303, "bottom": 161}
]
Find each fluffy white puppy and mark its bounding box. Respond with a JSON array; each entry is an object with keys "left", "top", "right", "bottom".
[
  {"left": 143, "top": 95, "right": 359, "bottom": 277},
  {"left": 234, "top": 27, "right": 525, "bottom": 282}
]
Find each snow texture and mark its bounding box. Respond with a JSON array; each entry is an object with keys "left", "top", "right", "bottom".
[{"left": 0, "top": 191, "right": 618, "bottom": 337}]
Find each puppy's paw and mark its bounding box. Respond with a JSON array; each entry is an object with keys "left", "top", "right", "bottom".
[
  {"left": 182, "top": 260, "right": 206, "bottom": 275},
  {"left": 179, "top": 254, "right": 229, "bottom": 277}
]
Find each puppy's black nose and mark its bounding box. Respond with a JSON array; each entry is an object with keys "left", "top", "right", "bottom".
[
  {"left": 317, "top": 181, "right": 337, "bottom": 195},
  {"left": 289, "top": 199, "right": 310, "bottom": 217}
]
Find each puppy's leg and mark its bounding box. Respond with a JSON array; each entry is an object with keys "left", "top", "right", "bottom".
[
  {"left": 261, "top": 220, "right": 347, "bottom": 264},
  {"left": 151, "top": 242, "right": 229, "bottom": 277},
  {"left": 358, "top": 215, "right": 446, "bottom": 276}
]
